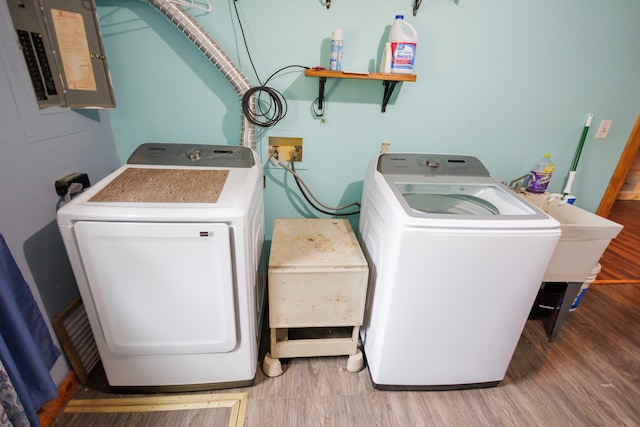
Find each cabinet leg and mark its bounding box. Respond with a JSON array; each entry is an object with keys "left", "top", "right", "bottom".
[
  {"left": 262, "top": 353, "right": 283, "bottom": 377},
  {"left": 346, "top": 348, "right": 364, "bottom": 372}
]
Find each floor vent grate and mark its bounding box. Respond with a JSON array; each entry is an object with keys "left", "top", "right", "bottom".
[{"left": 52, "top": 297, "right": 100, "bottom": 384}]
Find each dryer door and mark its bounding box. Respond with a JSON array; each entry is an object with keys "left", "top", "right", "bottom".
[{"left": 74, "top": 221, "right": 236, "bottom": 356}]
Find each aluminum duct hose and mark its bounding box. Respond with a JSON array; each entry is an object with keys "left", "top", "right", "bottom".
[{"left": 145, "top": 0, "right": 256, "bottom": 149}]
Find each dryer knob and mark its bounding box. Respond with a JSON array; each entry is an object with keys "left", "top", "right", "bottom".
[
  {"left": 427, "top": 159, "right": 440, "bottom": 168},
  {"left": 186, "top": 149, "right": 201, "bottom": 160}
]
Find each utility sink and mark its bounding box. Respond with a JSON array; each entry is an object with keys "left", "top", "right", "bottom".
[{"left": 519, "top": 192, "right": 623, "bottom": 283}]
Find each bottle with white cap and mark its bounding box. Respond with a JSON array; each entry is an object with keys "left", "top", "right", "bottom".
[
  {"left": 388, "top": 15, "right": 418, "bottom": 74},
  {"left": 329, "top": 28, "right": 344, "bottom": 71}
]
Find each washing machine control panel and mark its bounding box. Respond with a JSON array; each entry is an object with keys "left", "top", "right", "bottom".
[
  {"left": 378, "top": 153, "right": 490, "bottom": 177},
  {"left": 128, "top": 143, "right": 255, "bottom": 168}
]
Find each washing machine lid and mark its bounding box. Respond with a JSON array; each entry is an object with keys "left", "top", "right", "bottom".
[
  {"left": 374, "top": 153, "right": 557, "bottom": 224},
  {"left": 391, "top": 180, "right": 543, "bottom": 218}
]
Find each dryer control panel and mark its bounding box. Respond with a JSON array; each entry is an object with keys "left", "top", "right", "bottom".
[
  {"left": 127, "top": 143, "right": 255, "bottom": 168},
  {"left": 377, "top": 153, "right": 490, "bottom": 177}
]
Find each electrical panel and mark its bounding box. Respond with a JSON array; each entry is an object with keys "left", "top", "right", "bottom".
[{"left": 6, "top": 0, "right": 115, "bottom": 109}]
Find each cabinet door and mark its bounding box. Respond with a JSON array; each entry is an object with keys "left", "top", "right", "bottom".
[{"left": 74, "top": 221, "right": 236, "bottom": 356}]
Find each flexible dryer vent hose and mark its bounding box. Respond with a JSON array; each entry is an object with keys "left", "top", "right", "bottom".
[{"left": 145, "top": 0, "right": 256, "bottom": 149}]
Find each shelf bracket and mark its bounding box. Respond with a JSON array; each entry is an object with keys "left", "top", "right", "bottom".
[
  {"left": 381, "top": 80, "right": 399, "bottom": 113},
  {"left": 317, "top": 77, "right": 327, "bottom": 111}
]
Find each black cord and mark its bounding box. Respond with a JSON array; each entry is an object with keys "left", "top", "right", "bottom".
[
  {"left": 242, "top": 86, "right": 286, "bottom": 127},
  {"left": 231, "top": 0, "right": 262, "bottom": 86},
  {"left": 232, "top": 1, "right": 309, "bottom": 127}
]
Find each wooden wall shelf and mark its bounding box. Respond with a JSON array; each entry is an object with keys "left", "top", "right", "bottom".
[{"left": 304, "top": 69, "right": 417, "bottom": 113}]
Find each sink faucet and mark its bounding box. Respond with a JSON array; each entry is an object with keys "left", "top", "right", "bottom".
[{"left": 508, "top": 173, "right": 533, "bottom": 190}]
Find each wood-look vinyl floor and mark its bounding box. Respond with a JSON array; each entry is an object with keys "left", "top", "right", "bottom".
[
  {"left": 54, "top": 201, "right": 640, "bottom": 426},
  {"left": 55, "top": 281, "right": 640, "bottom": 427}
]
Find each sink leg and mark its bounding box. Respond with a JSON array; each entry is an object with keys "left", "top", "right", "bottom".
[{"left": 545, "top": 281, "right": 582, "bottom": 341}]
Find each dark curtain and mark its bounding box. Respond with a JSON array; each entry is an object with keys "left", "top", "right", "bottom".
[{"left": 0, "top": 234, "right": 60, "bottom": 426}]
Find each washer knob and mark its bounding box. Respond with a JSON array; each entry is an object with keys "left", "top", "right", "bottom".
[
  {"left": 186, "top": 148, "right": 201, "bottom": 160},
  {"left": 427, "top": 159, "right": 440, "bottom": 168}
]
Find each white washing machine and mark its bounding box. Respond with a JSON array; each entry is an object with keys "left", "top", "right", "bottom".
[
  {"left": 57, "top": 143, "right": 265, "bottom": 390},
  {"left": 359, "top": 153, "right": 560, "bottom": 390}
]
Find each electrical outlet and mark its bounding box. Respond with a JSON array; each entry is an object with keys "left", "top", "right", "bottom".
[
  {"left": 596, "top": 120, "right": 613, "bottom": 139},
  {"left": 268, "top": 136, "right": 303, "bottom": 162}
]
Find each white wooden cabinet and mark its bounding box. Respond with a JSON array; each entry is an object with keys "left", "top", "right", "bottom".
[{"left": 263, "top": 218, "right": 368, "bottom": 377}]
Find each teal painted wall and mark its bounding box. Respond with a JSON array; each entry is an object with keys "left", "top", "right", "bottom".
[{"left": 96, "top": 0, "right": 640, "bottom": 239}]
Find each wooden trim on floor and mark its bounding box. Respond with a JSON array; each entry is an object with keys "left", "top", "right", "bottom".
[
  {"left": 38, "top": 372, "right": 79, "bottom": 427},
  {"left": 63, "top": 392, "right": 248, "bottom": 427}
]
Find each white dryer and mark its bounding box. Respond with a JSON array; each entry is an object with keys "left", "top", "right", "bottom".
[
  {"left": 359, "top": 153, "right": 560, "bottom": 390},
  {"left": 57, "top": 143, "right": 265, "bottom": 390}
]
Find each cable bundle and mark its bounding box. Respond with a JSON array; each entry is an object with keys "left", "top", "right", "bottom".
[{"left": 242, "top": 85, "right": 286, "bottom": 128}]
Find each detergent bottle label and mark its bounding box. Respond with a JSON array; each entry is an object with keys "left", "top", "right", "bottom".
[
  {"left": 390, "top": 42, "right": 416, "bottom": 71},
  {"left": 526, "top": 170, "right": 552, "bottom": 193}
]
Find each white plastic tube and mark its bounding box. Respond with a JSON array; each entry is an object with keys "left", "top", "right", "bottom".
[{"left": 562, "top": 170, "right": 577, "bottom": 195}]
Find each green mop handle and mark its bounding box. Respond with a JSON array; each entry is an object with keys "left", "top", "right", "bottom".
[
  {"left": 571, "top": 114, "right": 593, "bottom": 171},
  {"left": 562, "top": 113, "right": 593, "bottom": 197}
]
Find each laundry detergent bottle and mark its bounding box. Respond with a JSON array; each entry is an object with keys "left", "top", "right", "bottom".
[
  {"left": 526, "top": 153, "right": 555, "bottom": 193},
  {"left": 389, "top": 15, "right": 418, "bottom": 74}
]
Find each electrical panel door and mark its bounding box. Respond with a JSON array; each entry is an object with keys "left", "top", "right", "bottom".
[{"left": 6, "top": 0, "right": 115, "bottom": 109}]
